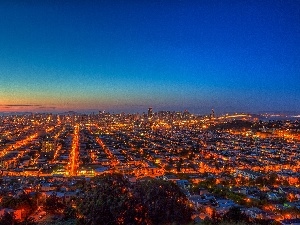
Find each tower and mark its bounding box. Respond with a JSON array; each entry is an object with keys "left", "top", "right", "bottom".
[{"left": 148, "top": 107, "right": 153, "bottom": 119}]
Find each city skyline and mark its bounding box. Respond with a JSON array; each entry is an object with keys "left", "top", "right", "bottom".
[{"left": 1, "top": 1, "right": 300, "bottom": 114}]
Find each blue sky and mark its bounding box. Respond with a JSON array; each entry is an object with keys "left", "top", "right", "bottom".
[{"left": 0, "top": 0, "right": 300, "bottom": 114}]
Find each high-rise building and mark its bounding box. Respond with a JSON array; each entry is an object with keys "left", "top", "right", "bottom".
[{"left": 148, "top": 107, "right": 153, "bottom": 119}]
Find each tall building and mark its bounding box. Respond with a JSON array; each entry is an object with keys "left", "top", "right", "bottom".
[
  {"left": 148, "top": 107, "right": 153, "bottom": 119},
  {"left": 183, "top": 110, "right": 190, "bottom": 119}
]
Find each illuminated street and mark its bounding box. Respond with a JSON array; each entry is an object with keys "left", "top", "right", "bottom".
[{"left": 69, "top": 125, "right": 79, "bottom": 176}]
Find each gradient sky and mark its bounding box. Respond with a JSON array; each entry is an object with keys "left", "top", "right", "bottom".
[{"left": 0, "top": 0, "right": 300, "bottom": 114}]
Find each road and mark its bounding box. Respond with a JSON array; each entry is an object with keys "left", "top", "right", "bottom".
[{"left": 69, "top": 125, "right": 79, "bottom": 176}]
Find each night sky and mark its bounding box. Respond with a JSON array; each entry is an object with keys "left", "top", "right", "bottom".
[{"left": 0, "top": 0, "right": 300, "bottom": 114}]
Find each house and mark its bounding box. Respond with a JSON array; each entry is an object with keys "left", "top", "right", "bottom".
[
  {"left": 64, "top": 191, "right": 77, "bottom": 203},
  {"left": 162, "top": 174, "right": 180, "bottom": 182},
  {"left": 176, "top": 180, "right": 190, "bottom": 189},
  {"left": 199, "top": 188, "right": 210, "bottom": 195},
  {"left": 216, "top": 199, "right": 236, "bottom": 208},
  {"left": 202, "top": 193, "right": 216, "bottom": 201},
  {"left": 245, "top": 207, "right": 269, "bottom": 220},
  {"left": 0, "top": 208, "right": 23, "bottom": 220},
  {"left": 235, "top": 169, "right": 262, "bottom": 180},
  {"left": 189, "top": 195, "right": 210, "bottom": 209},
  {"left": 232, "top": 187, "right": 248, "bottom": 195},
  {"left": 42, "top": 191, "right": 65, "bottom": 203},
  {"left": 280, "top": 219, "right": 300, "bottom": 225},
  {"left": 40, "top": 182, "right": 57, "bottom": 192},
  {"left": 267, "top": 192, "right": 280, "bottom": 200}
]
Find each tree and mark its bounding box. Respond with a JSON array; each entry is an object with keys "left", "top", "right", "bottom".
[
  {"left": 164, "top": 164, "right": 172, "bottom": 172},
  {"left": 63, "top": 206, "right": 77, "bottom": 220},
  {"left": 77, "top": 174, "right": 193, "bottom": 225},
  {"left": 0, "top": 212, "right": 15, "bottom": 225},
  {"left": 255, "top": 176, "right": 266, "bottom": 186},
  {"left": 18, "top": 217, "right": 37, "bottom": 225},
  {"left": 39, "top": 219, "right": 75, "bottom": 225},
  {"left": 16, "top": 194, "right": 37, "bottom": 219},
  {"left": 77, "top": 174, "right": 149, "bottom": 225},
  {"left": 43, "top": 193, "right": 64, "bottom": 212},
  {"left": 176, "top": 158, "right": 184, "bottom": 172},
  {"left": 268, "top": 173, "right": 279, "bottom": 185},
  {"left": 1, "top": 196, "right": 18, "bottom": 209},
  {"left": 135, "top": 179, "right": 193, "bottom": 225},
  {"left": 1, "top": 194, "right": 37, "bottom": 219},
  {"left": 223, "top": 207, "right": 249, "bottom": 223}
]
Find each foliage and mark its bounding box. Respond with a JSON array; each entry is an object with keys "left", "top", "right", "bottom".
[
  {"left": 17, "top": 194, "right": 37, "bottom": 218},
  {"left": 77, "top": 173, "right": 149, "bottom": 225},
  {"left": 223, "top": 207, "right": 249, "bottom": 223},
  {"left": 43, "top": 193, "right": 65, "bottom": 212},
  {"left": 63, "top": 206, "right": 77, "bottom": 220},
  {"left": 39, "top": 219, "right": 76, "bottom": 225},
  {"left": 18, "top": 217, "right": 37, "bottom": 225},
  {"left": 201, "top": 222, "right": 250, "bottom": 225},
  {"left": 0, "top": 212, "right": 14, "bottom": 225},
  {"left": 1, "top": 194, "right": 37, "bottom": 218},
  {"left": 77, "top": 174, "right": 193, "bottom": 225},
  {"left": 0, "top": 212, "right": 37, "bottom": 225},
  {"left": 1, "top": 196, "right": 18, "bottom": 209},
  {"left": 209, "top": 120, "right": 254, "bottom": 131},
  {"left": 135, "top": 179, "right": 193, "bottom": 225}
]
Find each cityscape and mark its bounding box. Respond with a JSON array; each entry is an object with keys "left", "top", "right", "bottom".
[
  {"left": 1, "top": 0, "right": 300, "bottom": 224},
  {"left": 1, "top": 110, "right": 300, "bottom": 224}
]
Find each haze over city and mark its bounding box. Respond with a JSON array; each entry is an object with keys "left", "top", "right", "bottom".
[{"left": 1, "top": 0, "right": 300, "bottom": 114}]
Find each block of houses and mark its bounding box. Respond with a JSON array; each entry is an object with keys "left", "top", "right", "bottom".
[{"left": 0, "top": 208, "right": 23, "bottom": 221}]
